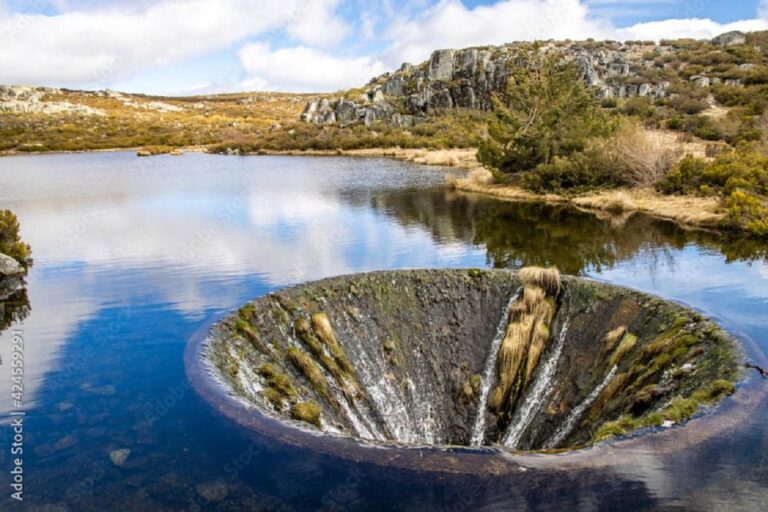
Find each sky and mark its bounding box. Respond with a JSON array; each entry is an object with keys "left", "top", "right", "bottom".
[{"left": 0, "top": 0, "right": 767, "bottom": 95}]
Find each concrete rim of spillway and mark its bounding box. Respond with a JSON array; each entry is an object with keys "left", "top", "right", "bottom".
[{"left": 185, "top": 269, "right": 767, "bottom": 475}]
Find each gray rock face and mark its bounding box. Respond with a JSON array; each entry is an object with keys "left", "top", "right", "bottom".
[
  {"left": 712, "top": 31, "right": 746, "bottom": 47},
  {"left": 428, "top": 49, "right": 457, "bottom": 81},
  {"left": 299, "top": 39, "right": 692, "bottom": 126},
  {"left": 0, "top": 253, "right": 24, "bottom": 278},
  {"left": 0, "top": 85, "right": 105, "bottom": 116}
]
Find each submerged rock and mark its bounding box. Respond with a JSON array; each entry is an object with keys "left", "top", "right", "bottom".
[
  {"left": 205, "top": 269, "right": 739, "bottom": 451},
  {"left": 195, "top": 480, "right": 230, "bottom": 502},
  {"left": 109, "top": 448, "right": 131, "bottom": 467}
]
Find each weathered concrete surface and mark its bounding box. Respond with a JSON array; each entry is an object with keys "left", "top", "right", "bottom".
[{"left": 205, "top": 269, "right": 739, "bottom": 451}]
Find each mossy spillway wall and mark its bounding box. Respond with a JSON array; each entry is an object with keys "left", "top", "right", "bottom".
[{"left": 204, "top": 269, "right": 739, "bottom": 451}]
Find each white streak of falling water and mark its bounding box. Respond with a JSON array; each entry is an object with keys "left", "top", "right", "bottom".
[
  {"left": 502, "top": 317, "right": 570, "bottom": 449},
  {"left": 337, "top": 397, "right": 377, "bottom": 440},
  {"left": 350, "top": 328, "right": 418, "bottom": 443},
  {"left": 545, "top": 364, "right": 618, "bottom": 449},
  {"left": 469, "top": 289, "right": 521, "bottom": 446},
  {"left": 409, "top": 343, "right": 441, "bottom": 444}
]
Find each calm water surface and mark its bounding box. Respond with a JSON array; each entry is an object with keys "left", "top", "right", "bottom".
[{"left": 0, "top": 152, "right": 766, "bottom": 511}]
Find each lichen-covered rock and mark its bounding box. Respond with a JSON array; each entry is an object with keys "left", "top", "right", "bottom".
[
  {"left": 0, "top": 85, "right": 105, "bottom": 116},
  {"left": 298, "top": 37, "right": 695, "bottom": 127},
  {"left": 0, "top": 253, "right": 24, "bottom": 278},
  {"left": 712, "top": 31, "right": 746, "bottom": 47}
]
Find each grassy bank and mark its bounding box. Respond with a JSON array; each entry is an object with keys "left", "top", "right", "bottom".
[{"left": 450, "top": 167, "right": 726, "bottom": 229}]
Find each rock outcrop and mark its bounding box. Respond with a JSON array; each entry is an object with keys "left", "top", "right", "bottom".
[
  {"left": 712, "top": 31, "right": 747, "bottom": 47},
  {"left": 0, "top": 85, "right": 105, "bottom": 116},
  {"left": 0, "top": 253, "right": 24, "bottom": 278},
  {"left": 300, "top": 32, "right": 748, "bottom": 127}
]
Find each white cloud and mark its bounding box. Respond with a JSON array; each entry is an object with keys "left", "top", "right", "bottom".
[
  {"left": 380, "top": 0, "right": 768, "bottom": 69},
  {"left": 238, "top": 42, "right": 387, "bottom": 92},
  {"left": 285, "top": 0, "right": 350, "bottom": 48},
  {"left": 0, "top": 0, "right": 346, "bottom": 86},
  {"left": 2, "top": 0, "right": 768, "bottom": 93},
  {"left": 383, "top": 0, "right": 614, "bottom": 66},
  {"left": 618, "top": 17, "right": 768, "bottom": 41}
]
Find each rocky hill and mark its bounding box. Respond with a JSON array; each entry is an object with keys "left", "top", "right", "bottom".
[{"left": 300, "top": 31, "right": 760, "bottom": 127}]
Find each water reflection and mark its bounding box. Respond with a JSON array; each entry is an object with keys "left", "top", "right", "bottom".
[
  {"left": 0, "top": 152, "right": 765, "bottom": 510},
  {"left": 0, "top": 278, "right": 29, "bottom": 332},
  {"left": 370, "top": 187, "right": 768, "bottom": 274}
]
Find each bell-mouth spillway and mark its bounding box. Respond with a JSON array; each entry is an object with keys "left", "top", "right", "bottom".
[{"left": 186, "top": 268, "right": 757, "bottom": 474}]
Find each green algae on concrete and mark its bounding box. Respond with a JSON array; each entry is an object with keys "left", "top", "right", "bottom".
[{"left": 204, "top": 269, "right": 740, "bottom": 451}]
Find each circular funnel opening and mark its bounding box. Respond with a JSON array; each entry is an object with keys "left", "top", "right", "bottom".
[{"left": 200, "top": 269, "right": 739, "bottom": 452}]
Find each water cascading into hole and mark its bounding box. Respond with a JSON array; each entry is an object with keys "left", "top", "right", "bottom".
[
  {"left": 483, "top": 267, "right": 563, "bottom": 447},
  {"left": 502, "top": 315, "right": 570, "bottom": 448},
  {"left": 545, "top": 365, "right": 618, "bottom": 449},
  {"left": 203, "top": 269, "right": 740, "bottom": 453},
  {"left": 469, "top": 289, "right": 522, "bottom": 446}
]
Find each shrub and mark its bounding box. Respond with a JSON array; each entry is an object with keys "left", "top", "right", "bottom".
[
  {"left": 599, "top": 120, "right": 681, "bottom": 186},
  {"left": 522, "top": 149, "right": 616, "bottom": 192},
  {"left": 724, "top": 190, "right": 768, "bottom": 236},
  {"left": 657, "top": 150, "right": 768, "bottom": 236},
  {"left": 657, "top": 155, "right": 710, "bottom": 194},
  {"left": 478, "top": 47, "right": 612, "bottom": 180},
  {"left": 621, "top": 97, "right": 656, "bottom": 119},
  {"left": 0, "top": 210, "right": 32, "bottom": 269}
]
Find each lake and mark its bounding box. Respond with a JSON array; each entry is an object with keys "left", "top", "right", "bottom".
[{"left": 0, "top": 152, "right": 766, "bottom": 511}]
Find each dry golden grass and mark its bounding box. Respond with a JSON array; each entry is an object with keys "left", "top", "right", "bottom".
[
  {"left": 497, "top": 319, "right": 534, "bottom": 391},
  {"left": 573, "top": 188, "right": 724, "bottom": 226},
  {"left": 286, "top": 347, "right": 331, "bottom": 400},
  {"left": 599, "top": 191, "right": 637, "bottom": 213},
  {"left": 604, "top": 326, "right": 627, "bottom": 352},
  {"left": 522, "top": 286, "right": 547, "bottom": 311},
  {"left": 519, "top": 267, "right": 561, "bottom": 295},
  {"left": 310, "top": 312, "right": 360, "bottom": 398},
  {"left": 525, "top": 322, "right": 551, "bottom": 383},
  {"left": 494, "top": 269, "right": 560, "bottom": 413},
  {"left": 598, "top": 122, "right": 683, "bottom": 187},
  {"left": 290, "top": 401, "right": 322, "bottom": 427},
  {"left": 610, "top": 333, "right": 638, "bottom": 366}
]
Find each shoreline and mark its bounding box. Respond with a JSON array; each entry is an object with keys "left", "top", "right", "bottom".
[
  {"left": 0, "top": 144, "right": 728, "bottom": 232},
  {"left": 255, "top": 147, "right": 727, "bottom": 231},
  {"left": 451, "top": 173, "right": 725, "bottom": 230}
]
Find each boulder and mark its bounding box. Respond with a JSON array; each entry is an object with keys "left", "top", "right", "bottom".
[
  {"left": 383, "top": 75, "right": 406, "bottom": 96},
  {"left": 712, "top": 31, "right": 746, "bottom": 47},
  {"left": 428, "top": 49, "right": 456, "bottom": 81},
  {"left": 335, "top": 99, "right": 358, "bottom": 125},
  {"left": 0, "top": 253, "right": 24, "bottom": 278}
]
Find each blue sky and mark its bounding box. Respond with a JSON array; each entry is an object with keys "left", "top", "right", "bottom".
[{"left": 0, "top": 0, "right": 766, "bottom": 95}]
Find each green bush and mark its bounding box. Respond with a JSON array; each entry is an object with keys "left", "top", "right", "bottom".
[
  {"left": 657, "top": 155, "right": 710, "bottom": 194},
  {"left": 0, "top": 210, "right": 32, "bottom": 269},
  {"left": 477, "top": 47, "right": 612, "bottom": 180},
  {"left": 725, "top": 190, "right": 768, "bottom": 236},
  {"left": 657, "top": 150, "right": 768, "bottom": 236},
  {"left": 659, "top": 151, "right": 768, "bottom": 195}
]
